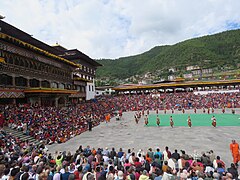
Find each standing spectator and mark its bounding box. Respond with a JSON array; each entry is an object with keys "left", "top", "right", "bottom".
[
  {"left": 171, "top": 150, "right": 180, "bottom": 161},
  {"left": 118, "top": 148, "right": 124, "bottom": 159},
  {"left": 147, "top": 148, "right": 154, "bottom": 160},
  {"left": 154, "top": 148, "right": 162, "bottom": 161},
  {"left": 163, "top": 147, "right": 171, "bottom": 162},
  {"left": 110, "top": 148, "right": 117, "bottom": 160},
  {"left": 129, "top": 152, "right": 136, "bottom": 165},
  {"left": 213, "top": 156, "right": 225, "bottom": 170}
]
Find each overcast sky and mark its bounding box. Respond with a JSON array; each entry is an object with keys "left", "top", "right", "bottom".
[{"left": 1, "top": 0, "right": 240, "bottom": 59}]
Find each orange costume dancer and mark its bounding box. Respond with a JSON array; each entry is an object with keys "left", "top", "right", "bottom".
[
  {"left": 134, "top": 113, "right": 138, "bottom": 124},
  {"left": 144, "top": 115, "right": 148, "bottom": 125},
  {"left": 187, "top": 116, "right": 192, "bottom": 127},
  {"left": 119, "top": 110, "right": 122, "bottom": 118},
  {"left": 230, "top": 140, "right": 239, "bottom": 165},
  {"left": 170, "top": 116, "right": 174, "bottom": 128},
  {"left": 211, "top": 116, "right": 216, "bottom": 127},
  {"left": 203, "top": 108, "right": 206, "bottom": 113},
  {"left": 211, "top": 108, "right": 214, "bottom": 113},
  {"left": 156, "top": 115, "right": 160, "bottom": 126},
  {"left": 138, "top": 111, "right": 141, "bottom": 118},
  {"left": 105, "top": 114, "right": 110, "bottom": 123},
  {"left": 222, "top": 107, "right": 225, "bottom": 113}
]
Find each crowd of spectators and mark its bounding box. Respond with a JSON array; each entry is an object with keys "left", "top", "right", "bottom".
[
  {"left": 0, "top": 131, "right": 239, "bottom": 180},
  {"left": 0, "top": 92, "right": 239, "bottom": 144},
  {"left": 0, "top": 91, "right": 240, "bottom": 179}
]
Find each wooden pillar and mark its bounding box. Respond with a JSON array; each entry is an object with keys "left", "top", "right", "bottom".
[
  {"left": 38, "top": 97, "right": 41, "bottom": 106},
  {"left": 12, "top": 99, "right": 16, "bottom": 105},
  {"left": 27, "top": 78, "right": 30, "bottom": 87},
  {"left": 173, "top": 88, "right": 176, "bottom": 93},
  {"left": 12, "top": 75, "right": 15, "bottom": 87},
  {"left": 55, "top": 97, "right": 59, "bottom": 108}
]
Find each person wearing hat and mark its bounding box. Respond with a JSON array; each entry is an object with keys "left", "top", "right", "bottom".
[
  {"left": 139, "top": 170, "right": 149, "bottom": 180},
  {"left": 116, "top": 170, "right": 124, "bottom": 180}
]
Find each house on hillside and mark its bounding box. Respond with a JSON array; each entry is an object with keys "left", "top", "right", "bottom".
[
  {"left": 95, "top": 86, "right": 115, "bottom": 96},
  {"left": 141, "top": 79, "right": 152, "bottom": 85},
  {"left": 192, "top": 68, "right": 213, "bottom": 75},
  {"left": 144, "top": 72, "right": 152, "bottom": 78},
  {"left": 183, "top": 73, "right": 193, "bottom": 80},
  {"left": 168, "top": 67, "right": 176, "bottom": 73},
  {"left": 168, "top": 75, "right": 176, "bottom": 81},
  {"left": 186, "top": 65, "right": 200, "bottom": 71}
]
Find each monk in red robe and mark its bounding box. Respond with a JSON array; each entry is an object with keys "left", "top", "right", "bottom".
[{"left": 230, "top": 140, "right": 239, "bottom": 165}]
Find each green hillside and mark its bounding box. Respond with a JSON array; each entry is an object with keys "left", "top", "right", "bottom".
[{"left": 96, "top": 29, "right": 240, "bottom": 79}]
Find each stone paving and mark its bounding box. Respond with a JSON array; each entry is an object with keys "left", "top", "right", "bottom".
[{"left": 47, "top": 109, "right": 240, "bottom": 167}]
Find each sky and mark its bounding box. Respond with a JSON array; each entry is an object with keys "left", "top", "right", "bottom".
[{"left": 1, "top": 0, "right": 240, "bottom": 59}]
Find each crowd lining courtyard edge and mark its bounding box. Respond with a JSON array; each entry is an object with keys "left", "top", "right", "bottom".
[{"left": 47, "top": 108, "right": 240, "bottom": 168}]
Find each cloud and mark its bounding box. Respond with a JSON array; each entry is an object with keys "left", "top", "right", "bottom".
[{"left": 0, "top": 0, "right": 240, "bottom": 59}]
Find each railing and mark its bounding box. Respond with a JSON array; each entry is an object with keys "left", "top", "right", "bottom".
[{"left": 1, "top": 63, "right": 71, "bottom": 82}]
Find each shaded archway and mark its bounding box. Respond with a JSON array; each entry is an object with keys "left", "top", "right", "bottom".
[
  {"left": 0, "top": 74, "right": 13, "bottom": 86},
  {"left": 41, "top": 80, "right": 50, "bottom": 88},
  {"left": 58, "top": 97, "right": 65, "bottom": 104},
  {"left": 59, "top": 83, "right": 65, "bottom": 89},
  {"left": 15, "top": 76, "right": 27, "bottom": 87},
  {"left": 57, "top": 97, "right": 66, "bottom": 107},
  {"left": 29, "top": 79, "right": 40, "bottom": 87},
  {"left": 51, "top": 82, "right": 58, "bottom": 89}
]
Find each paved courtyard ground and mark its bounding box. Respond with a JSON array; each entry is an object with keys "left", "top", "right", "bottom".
[{"left": 47, "top": 109, "right": 240, "bottom": 167}]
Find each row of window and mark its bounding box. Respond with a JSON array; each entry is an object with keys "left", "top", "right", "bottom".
[
  {"left": 0, "top": 50, "right": 71, "bottom": 78},
  {"left": 0, "top": 74, "right": 87, "bottom": 92},
  {"left": 81, "top": 74, "right": 93, "bottom": 80},
  {"left": 74, "top": 72, "right": 94, "bottom": 81},
  {"left": 82, "top": 65, "right": 96, "bottom": 75},
  {"left": 88, "top": 85, "right": 94, "bottom": 91},
  {"left": 0, "top": 74, "right": 63, "bottom": 88},
  {"left": 1, "top": 41, "right": 97, "bottom": 80}
]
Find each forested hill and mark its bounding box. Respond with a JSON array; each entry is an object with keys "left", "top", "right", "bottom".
[{"left": 96, "top": 29, "right": 240, "bottom": 79}]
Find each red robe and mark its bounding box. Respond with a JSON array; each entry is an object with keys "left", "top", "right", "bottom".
[{"left": 0, "top": 114, "right": 4, "bottom": 127}]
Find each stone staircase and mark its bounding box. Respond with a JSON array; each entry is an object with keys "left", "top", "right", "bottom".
[{"left": 3, "top": 127, "right": 41, "bottom": 146}]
